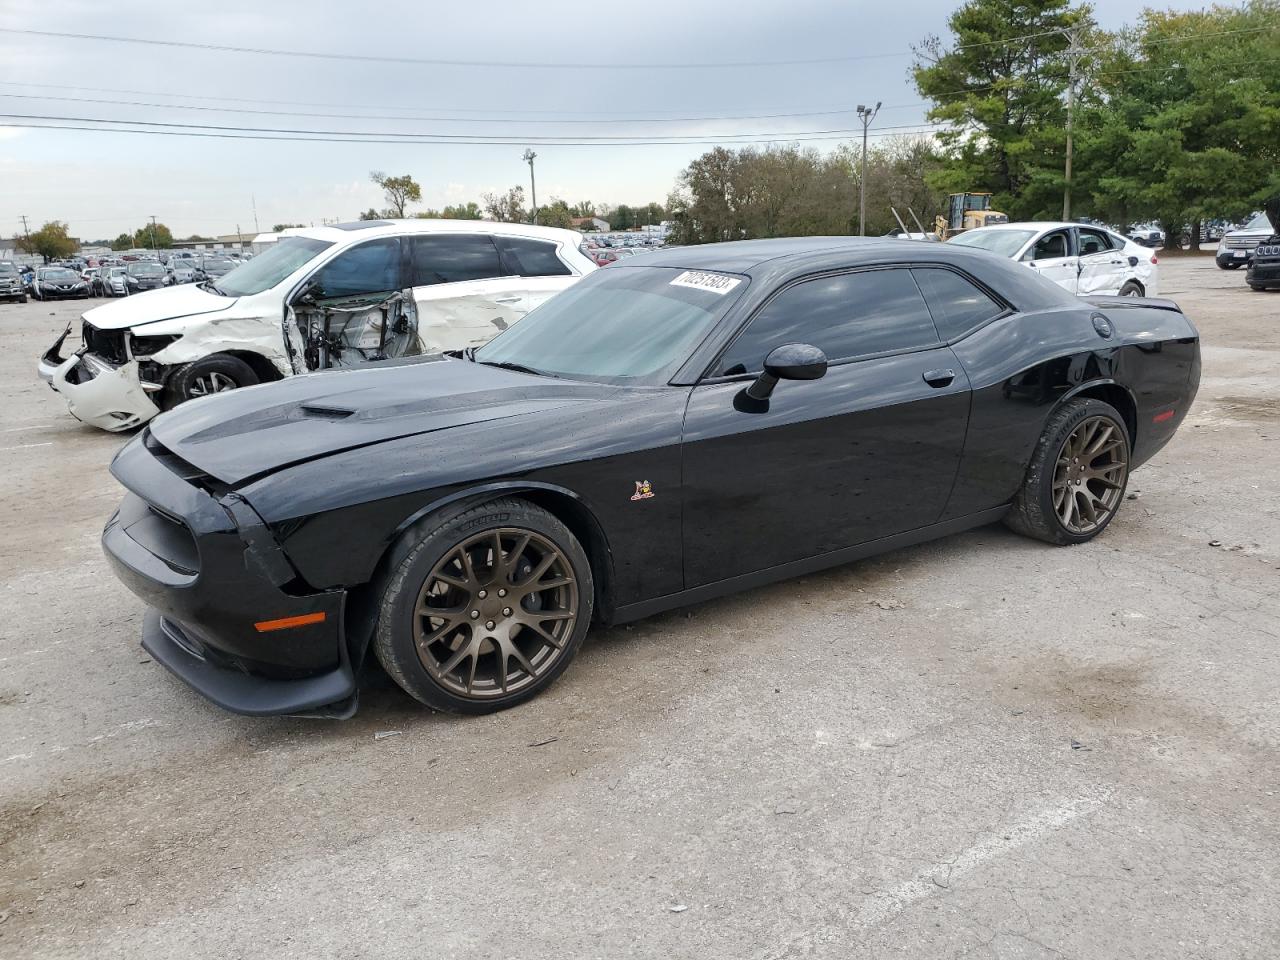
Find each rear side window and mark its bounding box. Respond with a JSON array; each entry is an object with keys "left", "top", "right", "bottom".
[
  {"left": 1077, "top": 228, "right": 1114, "bottom": 255},
  {"left": 912, "top": 267, "right": 1004, "bottom": 341},
  {"left": 717, "top": 268, "right": 939, "bottom": 375},
  {"left": 313, "top": 237, "right": 401, "bottom": 298},
  {"left": 408, "top": 234, "right": 502, "bottom": 286},
  {"left": 496, "top": 236, "right": 572, "bottom": 277}
]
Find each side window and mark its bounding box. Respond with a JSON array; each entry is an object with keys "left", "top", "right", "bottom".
[
  {"left": 912, "top": 267, "right": 1004, "bottom": 341},
  {"left": 1078, "top": 228, "right": 1111, "bottom": 256},
  {"left": 311, "top": 238, "right": 400, "bottom": 298},
  {"left": 495, "top": 236, "right": 572, "bottom": 277},
  {"left": 1028, "top": 230, "right": 1071, "bottom": 261},
  {"left": 716, "top": 269, "right": 939, "bottom": 376},
  {"left": 408, "top": 234, "right": 502, "bottom": 286}
]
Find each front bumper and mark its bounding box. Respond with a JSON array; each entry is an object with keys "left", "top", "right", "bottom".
[
  {"left": 36, "top": 286, "right": 88, "bottom": 298},
  {"left": 1246, "top": 260, "right": 1280, "bottom": 287},
  {"left": 1217, "top": 248, "right": 1255, "bottom": 267},
  {"left": 38, "top": 324, "right": 161, "bottom": 431},
  {"left": 105, "top": 431, "right": 357, "bottom": 717}
]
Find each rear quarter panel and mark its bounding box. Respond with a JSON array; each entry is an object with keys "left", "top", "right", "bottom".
[{"left": 943, "top": 302, "right": 1198, "bottom": 519}]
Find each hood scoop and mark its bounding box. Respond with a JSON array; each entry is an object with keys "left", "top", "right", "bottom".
[{"left": 299, "top": 403, "right": 355, "bottom": 420}]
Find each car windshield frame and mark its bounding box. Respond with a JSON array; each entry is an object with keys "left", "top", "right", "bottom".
[
  {"left": 0, "top": 263, "right": 17, "bottom": 276},
  {"left": 41, "top": 268, "right": 79, "bottom": 281},
  {"left": 213, "top": 237, "right": 333, "bottom": 297},
  {"left": 128, "top": 263, "right": 165, "bottom": 277},
  {"left": 474, "top": 265, "right": 749, "bottom": 386},
  {"left": 947, "top": 228, "right": 1039, "bottom": 258}
]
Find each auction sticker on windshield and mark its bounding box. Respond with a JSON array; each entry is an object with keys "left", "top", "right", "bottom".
[{"left": 669, "top": 271, "right": 742, "bottom": 295}]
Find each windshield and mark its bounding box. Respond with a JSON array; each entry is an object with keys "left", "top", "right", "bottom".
[
  {"left": 1245, "top": 212, "right": 1272, "bottom": 231},
  {"left": 202, "top": 258, "right": 234, "bottom": 271},
  {"left": 129, "top": 263, "right": 164, "bottom": 277},
  {"left": 947, "top": 228, "right": 1038, "bottom": 258},
  {"left": 475, "top": 266, "right": 746, "bottom": 384},
  {"left": 108, "top": 267, "right": 127, "bottom": 277},
  {"left": 215, "top": 237, "right": 332, "bottom": 297},
  {"left": 41, "top": 268, "right": 78, "bottom": 281},
  {"left": 0, "top": 263, "right": 17, "bottom": 276}
]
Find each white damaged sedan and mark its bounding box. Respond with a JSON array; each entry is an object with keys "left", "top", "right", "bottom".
[
  {"left": 38, "top": 219, "right": 596, "bottom": 431},
  {"left": 948, "top": 221, "right": 1159, "bottom": 298}
]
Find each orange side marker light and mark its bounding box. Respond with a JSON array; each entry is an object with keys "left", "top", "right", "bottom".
[{"left": 254, "top": 612, "right": 327, "bottom": 632}]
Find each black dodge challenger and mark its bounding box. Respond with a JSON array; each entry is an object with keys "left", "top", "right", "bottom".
[{"left": 103, "top": 237, "right": 1200, "bottom": 717}]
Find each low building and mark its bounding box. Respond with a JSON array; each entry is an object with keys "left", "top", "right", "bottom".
[{"left": 571, "top": 216, "right": 611, "bottom": 233}]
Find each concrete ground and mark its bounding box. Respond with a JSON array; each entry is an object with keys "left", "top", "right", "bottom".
[{"left": 1, "top": 258, "right": 1277, "bottom": 959}]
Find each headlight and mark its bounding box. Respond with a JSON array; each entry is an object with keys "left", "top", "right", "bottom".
[{"left": 130, "top": 333, "right": 181, "bottom": 356}]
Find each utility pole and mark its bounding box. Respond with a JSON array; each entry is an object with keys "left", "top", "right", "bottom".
[
  {"left": 149, "top": 215, "right": 158, "bottom": 254},
  {"left": 1062, "top": 27, "right": 1084, "bottom": 222},
  {"left": 20, "top": 215, "right": 31, "bottom": 255},
  {"left": 855, "top": 102, "right": 880, "bottom": 236},
  {"left": 523, "top": 149, "right": 538, "bottom": 225},
  {"left": 252, "top": 194, "right": 260, "bottom": 234}
]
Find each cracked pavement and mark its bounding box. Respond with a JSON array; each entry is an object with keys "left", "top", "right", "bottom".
[{"left": 1, "top": 257, "right": 1278, "bottom": 959}]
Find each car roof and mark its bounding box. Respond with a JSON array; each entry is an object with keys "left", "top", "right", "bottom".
[
  {"left": 284, "top": 218, "right": 586, "bottom": 247},
  {"left": 961, "top": 221, "right": 1121, "bottom": 233},
  {"left": 613, "top": 235, "right": 1079, "bottom": 313}
]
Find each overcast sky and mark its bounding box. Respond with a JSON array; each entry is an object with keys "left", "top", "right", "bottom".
[{"left": 0, "top": 0, "right": 1215, "bottom": 241}]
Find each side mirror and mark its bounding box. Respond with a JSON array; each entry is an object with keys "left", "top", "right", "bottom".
[{"left": 746, "top": 342, "right": 828, "bottom": 400}]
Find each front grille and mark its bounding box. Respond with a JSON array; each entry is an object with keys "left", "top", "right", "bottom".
[
  {"left": 1225, "top": 237, "right": 1260, "bottom": 250},
  {"left": 82, "top": 321, "right": 127, "bottom": 364}
]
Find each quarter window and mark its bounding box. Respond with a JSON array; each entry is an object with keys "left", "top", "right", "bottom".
[
  {"left": 716, "top": 268, "right": 940, "bottom": 376},
  {"left": 496, "top": 236, "right": 572, "bottom": 277},
  {"left": 312, "top": 238, "right": 401, "bottom": 298},
  {"left": 408, "top": 234, "right": 503, "bottom": 286},
  {"left": 912, "top": 267, "right": 1004, "bottom": 341}
]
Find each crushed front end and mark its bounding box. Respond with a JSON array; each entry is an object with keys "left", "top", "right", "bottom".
[
  {"left": 38, "top": 322, "right": 164, "bottom": 431},
  {"left": 103, "top": 429, "right": 357, "bottom": 717}
]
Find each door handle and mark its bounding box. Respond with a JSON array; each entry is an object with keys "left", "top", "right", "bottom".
[{"left": 923, "top": 368, "right": 955, "bottom": 388}]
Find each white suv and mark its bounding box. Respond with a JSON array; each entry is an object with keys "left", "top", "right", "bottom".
[
  {"left": 38, "top": 219, "right": 595, "bottom": 431},
  {"left": 948, "top": 221, "right": 1159, "bottom": 298}
]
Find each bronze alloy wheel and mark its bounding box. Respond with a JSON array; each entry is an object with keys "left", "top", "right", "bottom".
[
  {"left": 1053, "top": 415, "right": 1129, "bottom": 535},
  {"left": 413, "top": 528, "right": 579, "bottom": 700}
]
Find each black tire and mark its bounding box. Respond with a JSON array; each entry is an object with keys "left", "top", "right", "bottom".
[
  {"left": 1005, "top": 397, "right": 1131, "bottom": 545},
  {"left": 1117, "top": 280, "right": 1143, "bottom": 297},
  {"left": 373, "top": 497, "right": 594, "bottom": 714},
  {"left": 1219, "top": 261, "right": 1241, "bottom": 270},
  {"left": 1248, "top": 283, "right": 1267, "bottom": 291},
  {"left": 161, "top": 353, "right": 259, "bottom": 409}
]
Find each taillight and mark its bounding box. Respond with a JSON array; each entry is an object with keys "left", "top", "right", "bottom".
[{"left": 1150, "top": 254, "right": 1158, "bottom": 264}]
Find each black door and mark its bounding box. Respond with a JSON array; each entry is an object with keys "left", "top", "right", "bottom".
[{"left": 680, "top": 267, "right": 971, "bottom": 588}]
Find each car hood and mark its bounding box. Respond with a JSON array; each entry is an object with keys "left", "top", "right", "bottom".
[
  {"left": 147, "top": 357, "right": 615, "bottom": 485},
  {"left": 83, "top": 283, "right": 236, "bottom": 330}
]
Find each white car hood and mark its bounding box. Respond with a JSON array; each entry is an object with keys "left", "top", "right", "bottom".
[{"left": 82, "top": 284, "right": 237, "bottom": 330}]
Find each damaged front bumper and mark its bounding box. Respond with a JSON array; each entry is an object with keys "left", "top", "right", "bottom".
[{"left": 38, "top": 324, "right": 162, "bottom": 432}]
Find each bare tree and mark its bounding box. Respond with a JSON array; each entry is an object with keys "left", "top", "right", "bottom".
[
  {"left": 482, "top": 186, "right": 527, "bottom": 223},
  {"left": 370, "top": 171, "right": 423, "bottom": 218}
]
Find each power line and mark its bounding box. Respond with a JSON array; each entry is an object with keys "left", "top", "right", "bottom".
[
  {"left": 0, "top": 120, "right": 943, "bottom": 147},
  {"left": 0, "top": 91, "right": 909, "bottom": 126},
  {"left": 0, "top": 24, "right": 1167, "bottom": 71},
  {"left": 0, "top": 111, "right": 945, "bottom": 142}
]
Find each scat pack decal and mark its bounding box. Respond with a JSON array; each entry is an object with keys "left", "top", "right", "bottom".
[{"left": 630, "top": 480, "right": 655, "bottom": 501}]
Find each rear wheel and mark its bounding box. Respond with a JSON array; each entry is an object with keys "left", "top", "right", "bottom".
[
  {"left": 161, "top": 353, "right": 259, "bottom": 409},
  {"left": 1117, "top": 281, "right": 1143, "bottom": 297},
  {"left": 374, "top": 498, "right": 593, "bottom": 713},
  {"left": 1006, "top": 398, "right": 1131, "bottom": 545}
]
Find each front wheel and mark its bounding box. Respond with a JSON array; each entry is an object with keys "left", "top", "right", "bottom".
[
  {"left": 161, "top": 353, "right": 259, "bottom": 409},
  {"left": 374, "top": 498, "right": 594, "bottom": 713},
  {"left": 1005, "top": 398, "right": 1131, "bottom": 545}
]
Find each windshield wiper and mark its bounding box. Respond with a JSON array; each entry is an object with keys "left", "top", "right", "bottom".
[
  {"left": 199, "top": 279, "right": 227, "bottom": 296},
  {"left": 475, "top": 359, "right": 547, "bottom": 377}
]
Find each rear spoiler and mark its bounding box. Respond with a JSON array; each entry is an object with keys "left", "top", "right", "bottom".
[{"left": 1083, "top": 294, "right": 1183, "bottom": 313}]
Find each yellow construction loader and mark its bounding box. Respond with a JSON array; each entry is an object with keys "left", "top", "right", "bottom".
[{"left": 934, "top": 193, "right": 1009, "bottom": 240}]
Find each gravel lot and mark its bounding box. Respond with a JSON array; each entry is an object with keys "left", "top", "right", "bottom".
[{"left": 2, "top": 257, "right": 1278, "bottom": 959}]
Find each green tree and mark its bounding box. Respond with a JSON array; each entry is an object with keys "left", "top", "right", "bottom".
[
  {"left": 133, "top": 222, "right": 173, "bottom": 249},
  {"left": 358, "top": 208, "right": 382, "bottom": 221},
  {"left": 537, "top": 198, "right": 574, "bottom": 229},
  {"left": 612, "top": 204, "right": 635, "bottom": 230},
  {"left": 370, "top": 171, "right": 422, "bottom": 218},
  {"left": 110, "top": 233, "right": 135, "bottom": 251},
  {"left": 483, "top": 186, "right": 527, "bottom": 223},
  {"left": 571, "top": 201, "right": 597, "bottom": 218},
  {"left": 16, "top": 221, "right": 78, "bottom": 262},
  {"left": 913, "top": 0, "right": 1096, "bottom": 219},
  {"left": 1075, "top": 0, "right": 1280, "bottom": 245},
  {"left": 182, "top": 234, "right": 214, "bottom": 242},
  {"left": 271, "top": 223, "right": 306, "bottom": 232},
  {"left": 441, "top": 201, "right": 483, "bottom": 220}
]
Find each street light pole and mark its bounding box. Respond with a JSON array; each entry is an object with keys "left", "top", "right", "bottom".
[
  {"left": 522, "top": 149, "right": 538, "bottom": 225},
  {"left": 856, "top": 102, "right": 880, "bottom": 236},
  {"left": 149, "top": 215, "right": 158, "bottom": 254}
]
